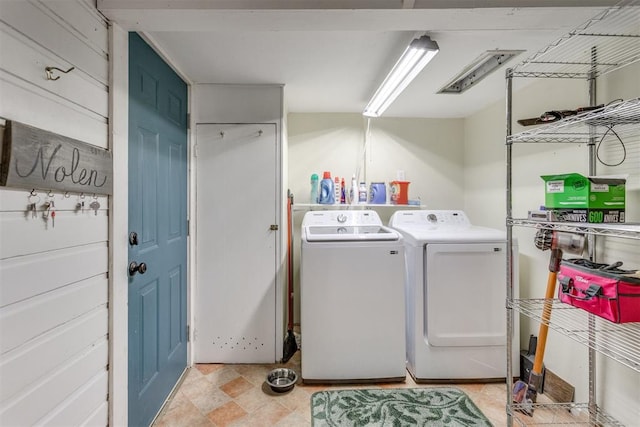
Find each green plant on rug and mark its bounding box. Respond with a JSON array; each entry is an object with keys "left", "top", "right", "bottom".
[{"left": 311, "top": 387, "right": 493, "bottom": 427}]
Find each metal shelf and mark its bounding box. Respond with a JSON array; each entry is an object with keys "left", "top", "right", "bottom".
[
  {"left": 508, "top": 219, "right": 640, "bottom": 240},
  {"left": 507, "top": 97, "right": 640, "bottom": 144},
  {"left": 511, "top": 0, "right": 640, "bottom": 79},
  {"left": 510, "top": 299, "right": 640, "bottom": 372},
  {"left": 510, "top": 402, "right": 624, "bottom": 426},
  {"left": 506, "top": 2, "right": 640, "bottom": 426}
]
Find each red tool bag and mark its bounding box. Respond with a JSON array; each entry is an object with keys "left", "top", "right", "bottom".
[{"left": 558, "top": 258, "right": 640, "bottom": 323}]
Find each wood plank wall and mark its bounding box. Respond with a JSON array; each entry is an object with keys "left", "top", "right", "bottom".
[{"left": 0, "top": 1, "right": 110, "bottom": 425}]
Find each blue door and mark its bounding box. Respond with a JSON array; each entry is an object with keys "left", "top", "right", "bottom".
[{"left": 128, "top": 33, "right": 188, "bottom": 427}]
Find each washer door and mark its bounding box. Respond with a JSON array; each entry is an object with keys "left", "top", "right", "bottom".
[{"left": 424, "top": 242, "right": 506, "bottom": 347}]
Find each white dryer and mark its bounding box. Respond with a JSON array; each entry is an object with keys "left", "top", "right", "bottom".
[
  {"left": 388, "top": 210, "right": 519, "bottom": 382},
  {"left": 300, "top": 210, "right": 406, "bottom": 383}
]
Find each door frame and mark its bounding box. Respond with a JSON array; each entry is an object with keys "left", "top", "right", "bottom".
[{"left": 108, "top": 25, "right": 195, "bottom": 426}]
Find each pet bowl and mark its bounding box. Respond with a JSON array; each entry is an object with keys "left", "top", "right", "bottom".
[{"left": 266, "top": 368, "right": 297, "bottom": 393}]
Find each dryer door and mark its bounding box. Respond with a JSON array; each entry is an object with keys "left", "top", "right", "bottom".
[{"left": 424, "top": 242, "right": 506, "bottom": 347}]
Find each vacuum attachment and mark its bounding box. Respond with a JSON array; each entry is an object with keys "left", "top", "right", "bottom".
[{"left": 535, "top": 230, "right": 586, "bottom": 272}]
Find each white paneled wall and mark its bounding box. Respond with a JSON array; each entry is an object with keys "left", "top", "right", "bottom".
[{"left": 0, "top": 1, "right": 110, "bottom": 425}]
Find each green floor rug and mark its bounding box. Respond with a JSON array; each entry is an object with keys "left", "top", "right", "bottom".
[{"left": 311, "top": 387, "right": 493, "bottom": 427}]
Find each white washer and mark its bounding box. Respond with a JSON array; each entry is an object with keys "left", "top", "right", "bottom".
[
  {"left": 388, "top": 210, "right": 519, "bottom": 382},
  {"left": 300, "top": 210, "right": 406, "bottom": 383}
]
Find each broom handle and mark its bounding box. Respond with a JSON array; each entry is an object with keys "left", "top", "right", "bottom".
[
  {"left": 286, "top": 193, "right": 294, "bottom": 329},
  {"left": 532, "top": 270, "right": 558, "bottom": 374}
]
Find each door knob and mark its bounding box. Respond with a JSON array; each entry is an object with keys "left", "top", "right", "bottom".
[{"left": 129, "top": 261, "right": 147, "bottom": 276}]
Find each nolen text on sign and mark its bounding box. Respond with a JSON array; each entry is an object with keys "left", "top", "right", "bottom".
[{"left": 0, "top": 120, "right": 112, "bottom": 195}]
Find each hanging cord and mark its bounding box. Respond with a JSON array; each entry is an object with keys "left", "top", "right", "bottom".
[
  {"left": 596, "top": 125, "right": 626, "bottom": 167},
  {"left": 354, "top": 117, "right": 372, "bottom": 183},
  {"left": 595, "top": 99, "right": 626, "bottom": 167}
]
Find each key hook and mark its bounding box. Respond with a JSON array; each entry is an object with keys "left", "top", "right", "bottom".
[
  {"left": 28, "top": 191, "right": 41, "bottom": 205},
  {"left": 45, "top": 66, "right": 75, "bottom": 81}
]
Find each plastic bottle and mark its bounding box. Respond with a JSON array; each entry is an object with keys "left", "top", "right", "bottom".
[
  {"left": 358, "top": 182, "right": 367, "bottom": 203},
  {"left": 350, "top": 175, "right": 358, "bottom": 204},
  {"left": 310, "top": 173, "right": 319, "bottom": 204},
  {"left": 340, "top": 178, "right": 346, "bottom": 204},
  {"left": 369, "top": 182, "right": 386, "bottom": 204},
  {"left": 318, "top": 172, "right": 335, "bottom": 204},
  {"left": 334, "top": 176, "right": 341, "bottom": 205}
]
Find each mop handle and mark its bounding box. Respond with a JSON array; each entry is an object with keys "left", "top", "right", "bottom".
[{"left": 532, "top": 270, "right": 558, "bottom": 374}]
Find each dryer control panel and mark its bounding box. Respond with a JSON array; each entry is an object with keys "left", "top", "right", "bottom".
[{"left": 389, "top": 210, "right": 470, "bottom": 228}]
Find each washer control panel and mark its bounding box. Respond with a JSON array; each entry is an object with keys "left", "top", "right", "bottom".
[{"left": 302, "top": 210, "right": 383, "bottom": 227}]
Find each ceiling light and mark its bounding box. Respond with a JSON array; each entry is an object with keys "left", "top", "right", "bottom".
[
  {"left": 363, "top": 35, "right": 439, "bottom": 118},
  {"left": 438, "top": 50, "right": 523, "bottom": 94}
]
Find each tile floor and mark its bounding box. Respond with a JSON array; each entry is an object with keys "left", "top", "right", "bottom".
[{"left": 153, "top": 350, "right": 515, "bottom": 427}]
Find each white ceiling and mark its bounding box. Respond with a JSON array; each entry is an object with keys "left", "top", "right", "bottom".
[{"left": 97, "top": 1, "right": 616, "bottom": 118}]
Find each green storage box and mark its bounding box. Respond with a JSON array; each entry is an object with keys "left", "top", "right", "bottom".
[{"left": 541, "top": 173, "right": 626, "bottom": 223}]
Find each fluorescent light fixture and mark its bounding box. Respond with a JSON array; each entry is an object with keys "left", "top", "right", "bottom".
[
  {"left": 363, "top": 35, "right": 439, "bottom": 117},
  {"left": 438, "top": 50, "right": 523, "bottom": 94}
]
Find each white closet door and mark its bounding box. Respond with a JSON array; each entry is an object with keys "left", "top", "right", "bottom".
[{"left": 194, "top": 123, "right": 278, "bottom": 363}]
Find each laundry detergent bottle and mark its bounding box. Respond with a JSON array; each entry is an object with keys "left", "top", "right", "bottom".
[
  {"left": 310, "top": 173, "right": 319, "bottom": 203},
  {"left": 318, "top": 171, "right": 335, "bottom": 204},
  {"left": 358, "top": 182, "right": 367, "bottom": 203},
  {"left": 350, "top": 175, "right": 358, "bottom": 204}
]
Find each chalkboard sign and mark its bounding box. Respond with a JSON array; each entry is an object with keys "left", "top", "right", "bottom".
[{"left": 0, "top": 120, "right": 112, "bottom": 195}]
